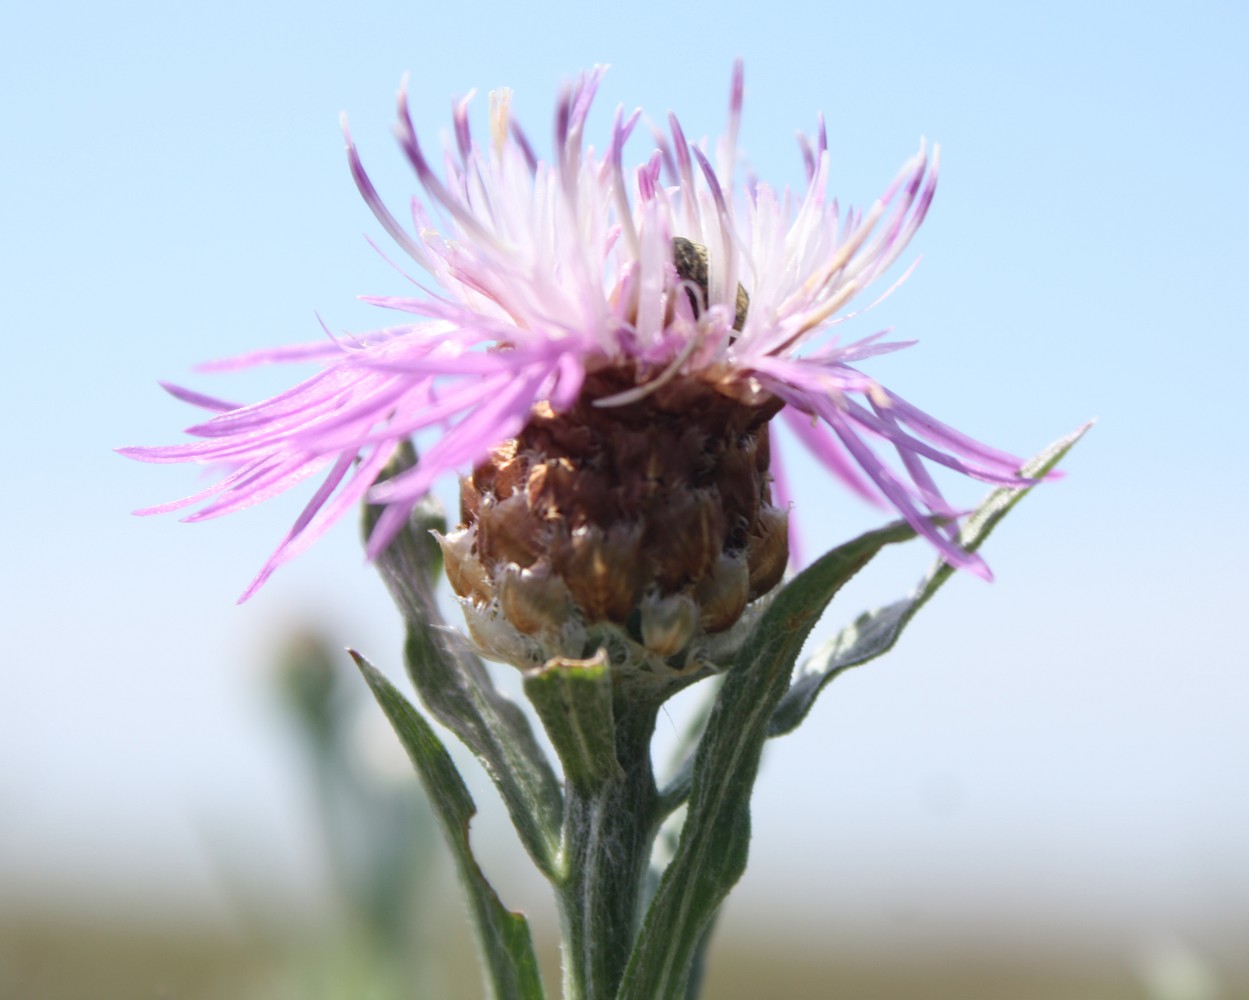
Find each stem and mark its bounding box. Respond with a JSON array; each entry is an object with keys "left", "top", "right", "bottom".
[{"left": 557, "top": 703, "right": 659, "bottom": 1000}]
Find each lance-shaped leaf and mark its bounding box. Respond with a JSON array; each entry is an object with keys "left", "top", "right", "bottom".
[
  {"left": 617, "top": 520, "right": 916, "bottom": 1000},
  {"left": 770, "top": 422, "right": 1092, "bottom": 737},
  {"left": 365, "top": 445, "right": 563, "bottom": 876},
  {"left": 352, "top": 652, "right": 546, "bottom": 1000},
  {"left": 654, "top": 678, "right": 719, "bottom": 821},
  {"left": 523, "top": 651, "right": 622, "bottom": 795}
]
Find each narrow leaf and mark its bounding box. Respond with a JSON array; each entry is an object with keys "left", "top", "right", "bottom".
[
  {"left": 365, "top": 444, "right": 563, "bottom": 876},
  {"left": 654, "top": 678, "right": 719, "bottom": 820},
  {"left": 770, "top": 422, "right": 1093, "bottom": 736},
  {"left": 523, "top": 652, "right": 623, "bottom": 794},
  {"left": 618, "top": 520, "right": 915, "bottom": 999},
  {"left": 352, "top": 652, "right": 546, "bottom": 1000}
]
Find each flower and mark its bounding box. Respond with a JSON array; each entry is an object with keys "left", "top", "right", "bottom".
[{"left": 121, "top": 62, "right": 1031, "bottom": 611}]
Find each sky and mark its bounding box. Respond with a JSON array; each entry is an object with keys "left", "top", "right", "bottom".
[{"left": 3, "top": 0, "right": 1247, "bottom": 975}]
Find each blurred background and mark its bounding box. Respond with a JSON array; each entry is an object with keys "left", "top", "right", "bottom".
[{"left": 3, "top": 0, "right": 1247, "bottom": 996}]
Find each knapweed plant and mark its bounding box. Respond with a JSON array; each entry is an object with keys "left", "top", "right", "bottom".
[{"left": 123, "top": 62, "right": 1085, "bottom": 1000}]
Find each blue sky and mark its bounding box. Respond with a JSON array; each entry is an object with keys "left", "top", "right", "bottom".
[{"left": 3, "top": 0, "right": 1247, "bottom": 967}]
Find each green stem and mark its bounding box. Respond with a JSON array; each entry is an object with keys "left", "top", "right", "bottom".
[{"left": 557, "top": 703, "right": 659, "bottom": 1000}]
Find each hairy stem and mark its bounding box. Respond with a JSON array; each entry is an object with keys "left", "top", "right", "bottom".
[{"left": 557, "top": 703, "right": 658, "bottom": 1000}]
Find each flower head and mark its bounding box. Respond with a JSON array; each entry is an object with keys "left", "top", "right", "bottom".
[{"left": 122, "top": 62, "right": 1030, "bottom": 624}]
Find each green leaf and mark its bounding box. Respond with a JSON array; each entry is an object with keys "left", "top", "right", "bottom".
[
  {"left": 365, "top": 444, "right": 563, "bottom": 877},
  {"left": 352, "top": 652, "right": 546, "bottom": 1000},
  {"left": 770, "top": 422, "right": 1093, "bottom": 737},
  {"left": 522, "top": 652, "right": 623, "bottom": 795},
  {"left": 654, "top": 678, "right": 719, "bottom": 821},
  {"left": 617, "top": 520, "right": 916, "bottom": 1000}
]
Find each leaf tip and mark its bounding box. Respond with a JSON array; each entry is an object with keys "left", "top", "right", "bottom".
[{"left": 347, "top": 648, "right": 380, "bottom": 683}]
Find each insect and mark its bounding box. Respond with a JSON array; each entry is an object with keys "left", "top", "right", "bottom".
[{"left": 671, "top": 237, "right": 749, "bottom": 332}]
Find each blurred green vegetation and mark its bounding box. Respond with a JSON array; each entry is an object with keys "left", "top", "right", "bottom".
[
  {"left": 7, "top": 907, "right": 1245, "bottom": 1000},
  {"left": 3, "top": 626, "right": 1243, "bottom": 999}
]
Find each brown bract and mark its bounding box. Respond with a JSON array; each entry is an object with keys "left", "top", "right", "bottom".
[{"left": 442, "top": 366, "right": 789, "bottom": 664}]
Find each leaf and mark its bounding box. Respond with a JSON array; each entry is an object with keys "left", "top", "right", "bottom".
[
  {"left": 770, "top": 422, "right": 1093, "bottom": 737},
  {"left": 654, "top": 678, "right": 719, "bottom": 820},
  {"left": 365, "top": 444, "right": 563, "bottom": 877},
  {"left": 522, "top": 652, "right": 623, "bottom": 794},
  {"left": 352, "top": 652, "right": 546, "bottom": 1000},
  {"left": 617, "top": 520, "right": 916, "bottom": 1000}
]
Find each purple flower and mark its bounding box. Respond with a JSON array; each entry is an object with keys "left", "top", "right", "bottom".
[{"left": 122, "top": 62, "right": 1031, "bottom": 602}]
